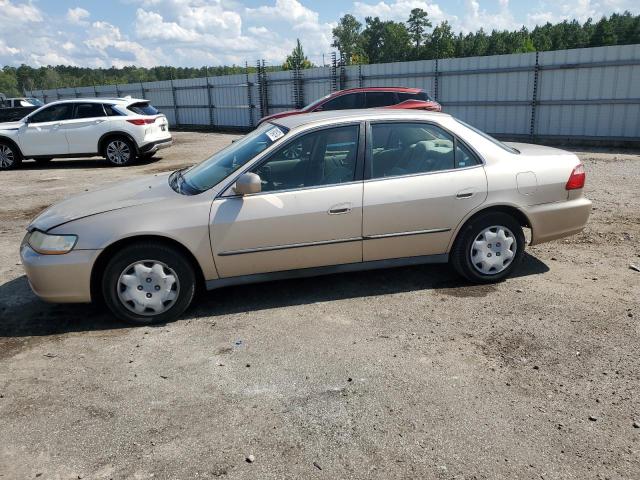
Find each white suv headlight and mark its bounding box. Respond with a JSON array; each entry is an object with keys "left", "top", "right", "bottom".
[{"left": 28, "top": 231, "right": 78, "bottom": 255}]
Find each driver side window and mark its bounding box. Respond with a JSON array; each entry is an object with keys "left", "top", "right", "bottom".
[
  {"left": 252, "top": 125, "right": 359, "bottom": 193},
  {"left": 29, "top": 104, "right": 74, "bottom": 123}
]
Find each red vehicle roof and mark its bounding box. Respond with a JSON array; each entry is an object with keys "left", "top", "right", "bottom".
[{"left": 334, "top": 87, "right": 422, "bottom": 94}]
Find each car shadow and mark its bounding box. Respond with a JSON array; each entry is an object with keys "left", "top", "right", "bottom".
[
  {"left": 0, "top": 253, "right": 548, "bottom": 338},
  {"left": 18, "top": 155, "right": 163, "bottom": 170}
]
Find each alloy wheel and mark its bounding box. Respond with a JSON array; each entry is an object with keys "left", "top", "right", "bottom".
[
  {"left": 0, "top": 145, "right": 15, "bottom": 168},
  {"left": 106, "top": 140, "right": 131, "bottom": 165}
]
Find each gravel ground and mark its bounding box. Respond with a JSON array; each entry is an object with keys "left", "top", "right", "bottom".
[{"left": 0, "top": 132, "right": 639, "bottom": 480}]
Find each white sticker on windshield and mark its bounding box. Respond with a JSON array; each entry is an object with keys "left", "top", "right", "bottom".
[{"left": 265, "top": 127, "right": 285, "bottom": 142}]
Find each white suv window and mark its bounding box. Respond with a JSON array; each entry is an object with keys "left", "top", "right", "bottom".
[
  {"left": 74, "top": 103, "right": 106, "bottom": 119},
  {"left": 29, "top": 104, "right": 74, "bottom": 123}
]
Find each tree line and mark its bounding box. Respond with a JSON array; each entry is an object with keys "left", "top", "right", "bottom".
[{"left": 0, "top": 10, "right": 638, "bottom": 96}]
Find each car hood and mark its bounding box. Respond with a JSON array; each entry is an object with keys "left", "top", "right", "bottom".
[
  {"left": 29, "top": 173, "right": 176, "bottom": 232},
  {"left": 0, "top": 121, "right": 24, "bottom": 131}
]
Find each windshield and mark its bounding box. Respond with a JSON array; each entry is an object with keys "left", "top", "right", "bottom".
[
  {"left": 455, "top": 119, "right": 519, "bottom": 154},
  {"left": 303, "top": 94, "right": 331, "bottom": 111},
  {"left": 25, "top": 98, "right": 44, "bottom": 106},
  {"left": 175, "top": 123, "right": 289, "bottom": 194}
]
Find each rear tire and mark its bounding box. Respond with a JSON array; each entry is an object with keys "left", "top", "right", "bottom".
[
  {"left": 0, "top": 142, "right": 21, "bottom": 170},
  {"left": 104, "top": 137, "right": 136, "bottom": 167},
  {"left": 450, "top": 212, "right": 525, "bottom": 283},
  {"left": 101, "top": 242, "right": 196, "bottom": 325}
]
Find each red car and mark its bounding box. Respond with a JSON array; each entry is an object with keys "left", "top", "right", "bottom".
[{"left": 257, "top": 87, "right": 441, "bottom": 126}]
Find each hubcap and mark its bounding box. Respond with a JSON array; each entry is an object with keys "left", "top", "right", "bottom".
[
  {"left": 0, "top": 145, "right": 15, "bottom": 168},
  {"left": 117, "top": 261, "right": 179, "bottom": 316},
  {"left": 470, "top": 225, "right": 516, "bottom": 275},
  {"left": 106, "top": 141, "right": 131, "bottom": 164}
]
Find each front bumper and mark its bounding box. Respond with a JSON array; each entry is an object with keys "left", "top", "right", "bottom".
[
  {"left": 524, "top": 197, "right": 592, "bottom": 245},
  {"left": 20, "top": 243, "right": 100, "bottom": 303},
  {"left": 140, "top": 137, "right": 173, "bottom": 154}
]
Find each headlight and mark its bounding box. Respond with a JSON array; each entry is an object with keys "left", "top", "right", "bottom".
[{"left": 28, "top": 231, "right": 78, "bottom": 255}]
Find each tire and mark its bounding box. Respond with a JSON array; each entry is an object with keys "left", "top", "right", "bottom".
[
  {"left": 0, "top": 141, "right": 22, "bottom": 170},
  {"left": 101, "top": 242, "right": 197, "bottom": 325},
  {"left": 34, "top": 157, "right": 53, "bottom": 164},
  {"left": 450, "top": 211, "right": 525, "bottom": 284},
  {"left": 103, "top": 137, "right": 136, "bottom": 166}
]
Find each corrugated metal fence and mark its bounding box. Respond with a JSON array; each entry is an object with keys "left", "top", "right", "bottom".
[{"left": 26, "top": 44, "right": 640, "bottom": 142}]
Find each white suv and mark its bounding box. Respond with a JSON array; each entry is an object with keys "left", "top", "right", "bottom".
[{"left": 0, "top": 97, "right": 172, "bottom": 169}]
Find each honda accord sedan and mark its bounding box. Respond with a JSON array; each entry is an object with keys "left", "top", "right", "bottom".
[{"left": 21, "top": 110, "right": 591, "bottom": 324}]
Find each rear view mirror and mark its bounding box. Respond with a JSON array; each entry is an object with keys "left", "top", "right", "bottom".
[{"left": 234, "top": 172, "right": 262, "bottom": 195}]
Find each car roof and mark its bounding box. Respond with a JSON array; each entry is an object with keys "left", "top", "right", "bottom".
[
  {"left": 46, "top": 97, "right": 146, "bottom": 106},
  {"left": 272, "top": 108, "right": 451, "bottom": 130}
]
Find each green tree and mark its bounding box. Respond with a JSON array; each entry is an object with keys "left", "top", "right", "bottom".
[
  {"left": 590, "top": 16, "right": 617, "bottom": 46},
  {"left": 282, "top": 39, "right": 313, "bottom": 70},
  {"left": 407, "top": 8, "right": 432, "bottom": 48},
  {"left": 332, "top": 14, "right": 362, "bottom": 64},
  {"left": 429, "top": 21, "right": 455, "bottom": 59}
]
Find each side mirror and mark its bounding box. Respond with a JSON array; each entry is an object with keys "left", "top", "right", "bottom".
[{"left": 234, "top": 172, "right": 262, "bottom": 195}]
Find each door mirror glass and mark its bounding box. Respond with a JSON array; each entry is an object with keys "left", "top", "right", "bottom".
[{"left": 234, "top": 172, "right": 262, "bottom": 195}]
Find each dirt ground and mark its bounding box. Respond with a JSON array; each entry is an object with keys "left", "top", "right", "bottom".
[{"left": 0, "top": 132, "right": 638, "bottom": 480}]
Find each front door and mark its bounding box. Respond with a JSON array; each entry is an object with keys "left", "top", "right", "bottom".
[
  {"left": 18, "top": 103, "right": 74, "bottom": 156},
  {"left": 64, "top": 102, "right": 111, "bottom": 154},
  {"left": 210, "top": 124, "right": 364, "bottom": 278},
  {"left": 362, "top": 121, "right": 488, "bottom": 261}
]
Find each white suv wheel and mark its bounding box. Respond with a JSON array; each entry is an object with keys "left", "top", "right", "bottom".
[{"left": 106, "top": 140, "right": 133, "bottom": 166}]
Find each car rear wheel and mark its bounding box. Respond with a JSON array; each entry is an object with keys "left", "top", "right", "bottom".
[
  {"left": 450, "top": 212, "right": 525, "bottom": 283},
  {"left": 104, "top": 138, "right": 136, "bottom": 166},
  {"left": 102, "top": 243, "right": 196, "bottom": 325},
  {"left": 0, "top": 142, "right": 21, "bottom": 170}
]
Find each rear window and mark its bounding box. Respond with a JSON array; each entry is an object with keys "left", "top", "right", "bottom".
[
  {"left": 127, "top": 102, "right": 159, "bottom": 115},
  {"left": 397, "top": 91, "right": 430, "bottom": 102},
  {"left": 104, "top": 104, "right": 124, "bottom": 116}
]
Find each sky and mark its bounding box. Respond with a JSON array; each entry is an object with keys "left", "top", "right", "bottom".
[{"left": 0, "top": 0, "right": 638, "bottom": 69}]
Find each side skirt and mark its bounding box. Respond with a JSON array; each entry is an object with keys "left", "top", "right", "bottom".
[{"left": 205, "top": 253, "right": 449, "bottom": 290}]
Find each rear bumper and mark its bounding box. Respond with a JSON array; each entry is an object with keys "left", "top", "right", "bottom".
[
  {"left": 523, "top": 197, "right": 592, "bottom": 245},
  {"left": 140, "top": 137, "right": 173, "bottom": 154},
  {"left": 20, "top": 243, "right": 99, "bottom": 303}
]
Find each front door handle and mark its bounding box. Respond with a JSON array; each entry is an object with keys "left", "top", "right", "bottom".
[
  {"left": 328, "top": 203, "right": 352, "bottom": 215},
  {"left": 456, "top": 190, "right": 474, "bottom": 199}
]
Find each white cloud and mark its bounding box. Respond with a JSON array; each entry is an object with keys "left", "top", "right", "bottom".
[
  {"left": 66, "top": 7, "right": 90, "bottom": 25},
  {"left": 352, "top": 0, "right": 447, "bottom": 24}
]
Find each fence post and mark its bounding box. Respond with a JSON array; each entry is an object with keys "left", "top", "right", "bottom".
[
  {"left": 115, "top": 83, "right": 120, "bottom": 98},
  {"left": 206, "top": 68, "right": 215, "bottom": 128},
  {"left": 259, "top": 60, "right": 269, "bottom": 117},
  {"left": 330, "top": 52, "right": 337, "bottom": 92},
  {"left": 434, "top": 58, "right": 439, "bottom": 102},
  {"left": 339, "top": 53, "right": 347, "bottom": 90},
  {"left": 170, "top": 76, "right": 179, "bottom": 126},
  {"left": 358, "top": 64, "right": 363, "bottom": 88},
  {"left": 56, "top": 88, "right": 60, "bottom": 100},
  {"left": 93, "top": 82, "right": 98, "bottom": 97},
  {"left": 246, "top": 62, "right": 254, "bottom": 127},
  {"left": 530, "top": 51, "right": 540, "bottom": 140},
  {"left": 139, "top": 82, "right": 145, "bottom": 99}
]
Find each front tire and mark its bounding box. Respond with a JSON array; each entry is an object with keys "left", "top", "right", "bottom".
[
  {"left": 450, "top": 212, "right": 525, "bottom": 283},
  {"left": 104, "top": 138, "right": 136, "bottom": 166},
  {"left": 102, "top": 243, "right": 196, "bottom": 325},
  {"left": 0, "top": 142, "right": 21, "bottom": 170}
]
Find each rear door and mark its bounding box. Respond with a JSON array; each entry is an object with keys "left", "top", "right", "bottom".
[
  {"left": 64, "top": 103, "right": 110, "bottom": 154},
  {"left": 18, "top": 104, "right": 73, "bottom": 156},
  {"left": 210, "top": 123, "right": 364, "bottom": 278},
  {"left": 362, "top": 121, "right": 487, "bottom": 261}
]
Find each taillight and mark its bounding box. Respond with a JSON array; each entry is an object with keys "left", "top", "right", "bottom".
[
  {"left": 126, "top": 118, "right": 155, "bottom": 126},
  {"left": 566, "top": 163, "right": 586, "bottom": 190}
]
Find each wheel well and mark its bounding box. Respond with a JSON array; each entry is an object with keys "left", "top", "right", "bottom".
[
  {"left": 98, "top": 132, "right": 139, "bottom": 156},
  {"left": 0, "top": 136, "right": 23, "bottom": 158},
  {"left": 90, "top": 235, "right": 206, "bottom": 303},
  {"left": 450, "top": 205, "right": 531, "bottom": 249}
]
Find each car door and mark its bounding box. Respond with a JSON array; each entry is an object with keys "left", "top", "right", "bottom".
[
  {"left": 210, "top": 123, "right": 364, "bottom": 278},
  {"left": 63, "top": 103, "right": 110, "bottom": 154},
  {"left": 362, "top": 121, "right": 488, "bottom": 262},
  {"left": 18, "top": 104, "right": 73, "bottom": 156}
]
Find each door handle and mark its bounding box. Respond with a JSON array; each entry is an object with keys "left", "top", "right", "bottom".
[
  {"left": 94, "top": 119, "right": 106, "bottom": 124},
  {"left": 328, "top": 203, "right": 352, "bottom": 215},
  {"left": 456, "top": 191, "right": 474, "bottom": 199}
]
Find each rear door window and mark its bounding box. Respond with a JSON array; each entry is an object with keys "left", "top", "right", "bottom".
[
  {"left": 365, "top": 92, "right": 398, "bottom": 108},
  {"left": 74, "top": 103, "right": 106, "bottom": 119},
  {"left": 397, "top": 91, "right": 430, "bottom": 102},
  {"left": 127, "top": 102, "right": 159, "bottom": 115},
  {"left": 321, "top": 93, "right": 365, "bottom": 111}
]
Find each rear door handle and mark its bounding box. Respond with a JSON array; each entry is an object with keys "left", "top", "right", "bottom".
[{"left": 456, "top": 191, "right": 474, "bottom": 199}]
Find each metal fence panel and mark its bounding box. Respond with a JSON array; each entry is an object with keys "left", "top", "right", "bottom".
[{"left": 26, "top": 44, "right": 640, "bottom": 141}]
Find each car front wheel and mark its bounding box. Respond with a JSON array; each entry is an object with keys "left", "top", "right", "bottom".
[
  {"left": 104, "top": 138, "right": 136, "bottom": 166},
  {"left": 102, "top": 242, "right": 196, "bottom": 325},
  {"left": 451, "top": 212, "right": 525, "bottom": 283}
]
